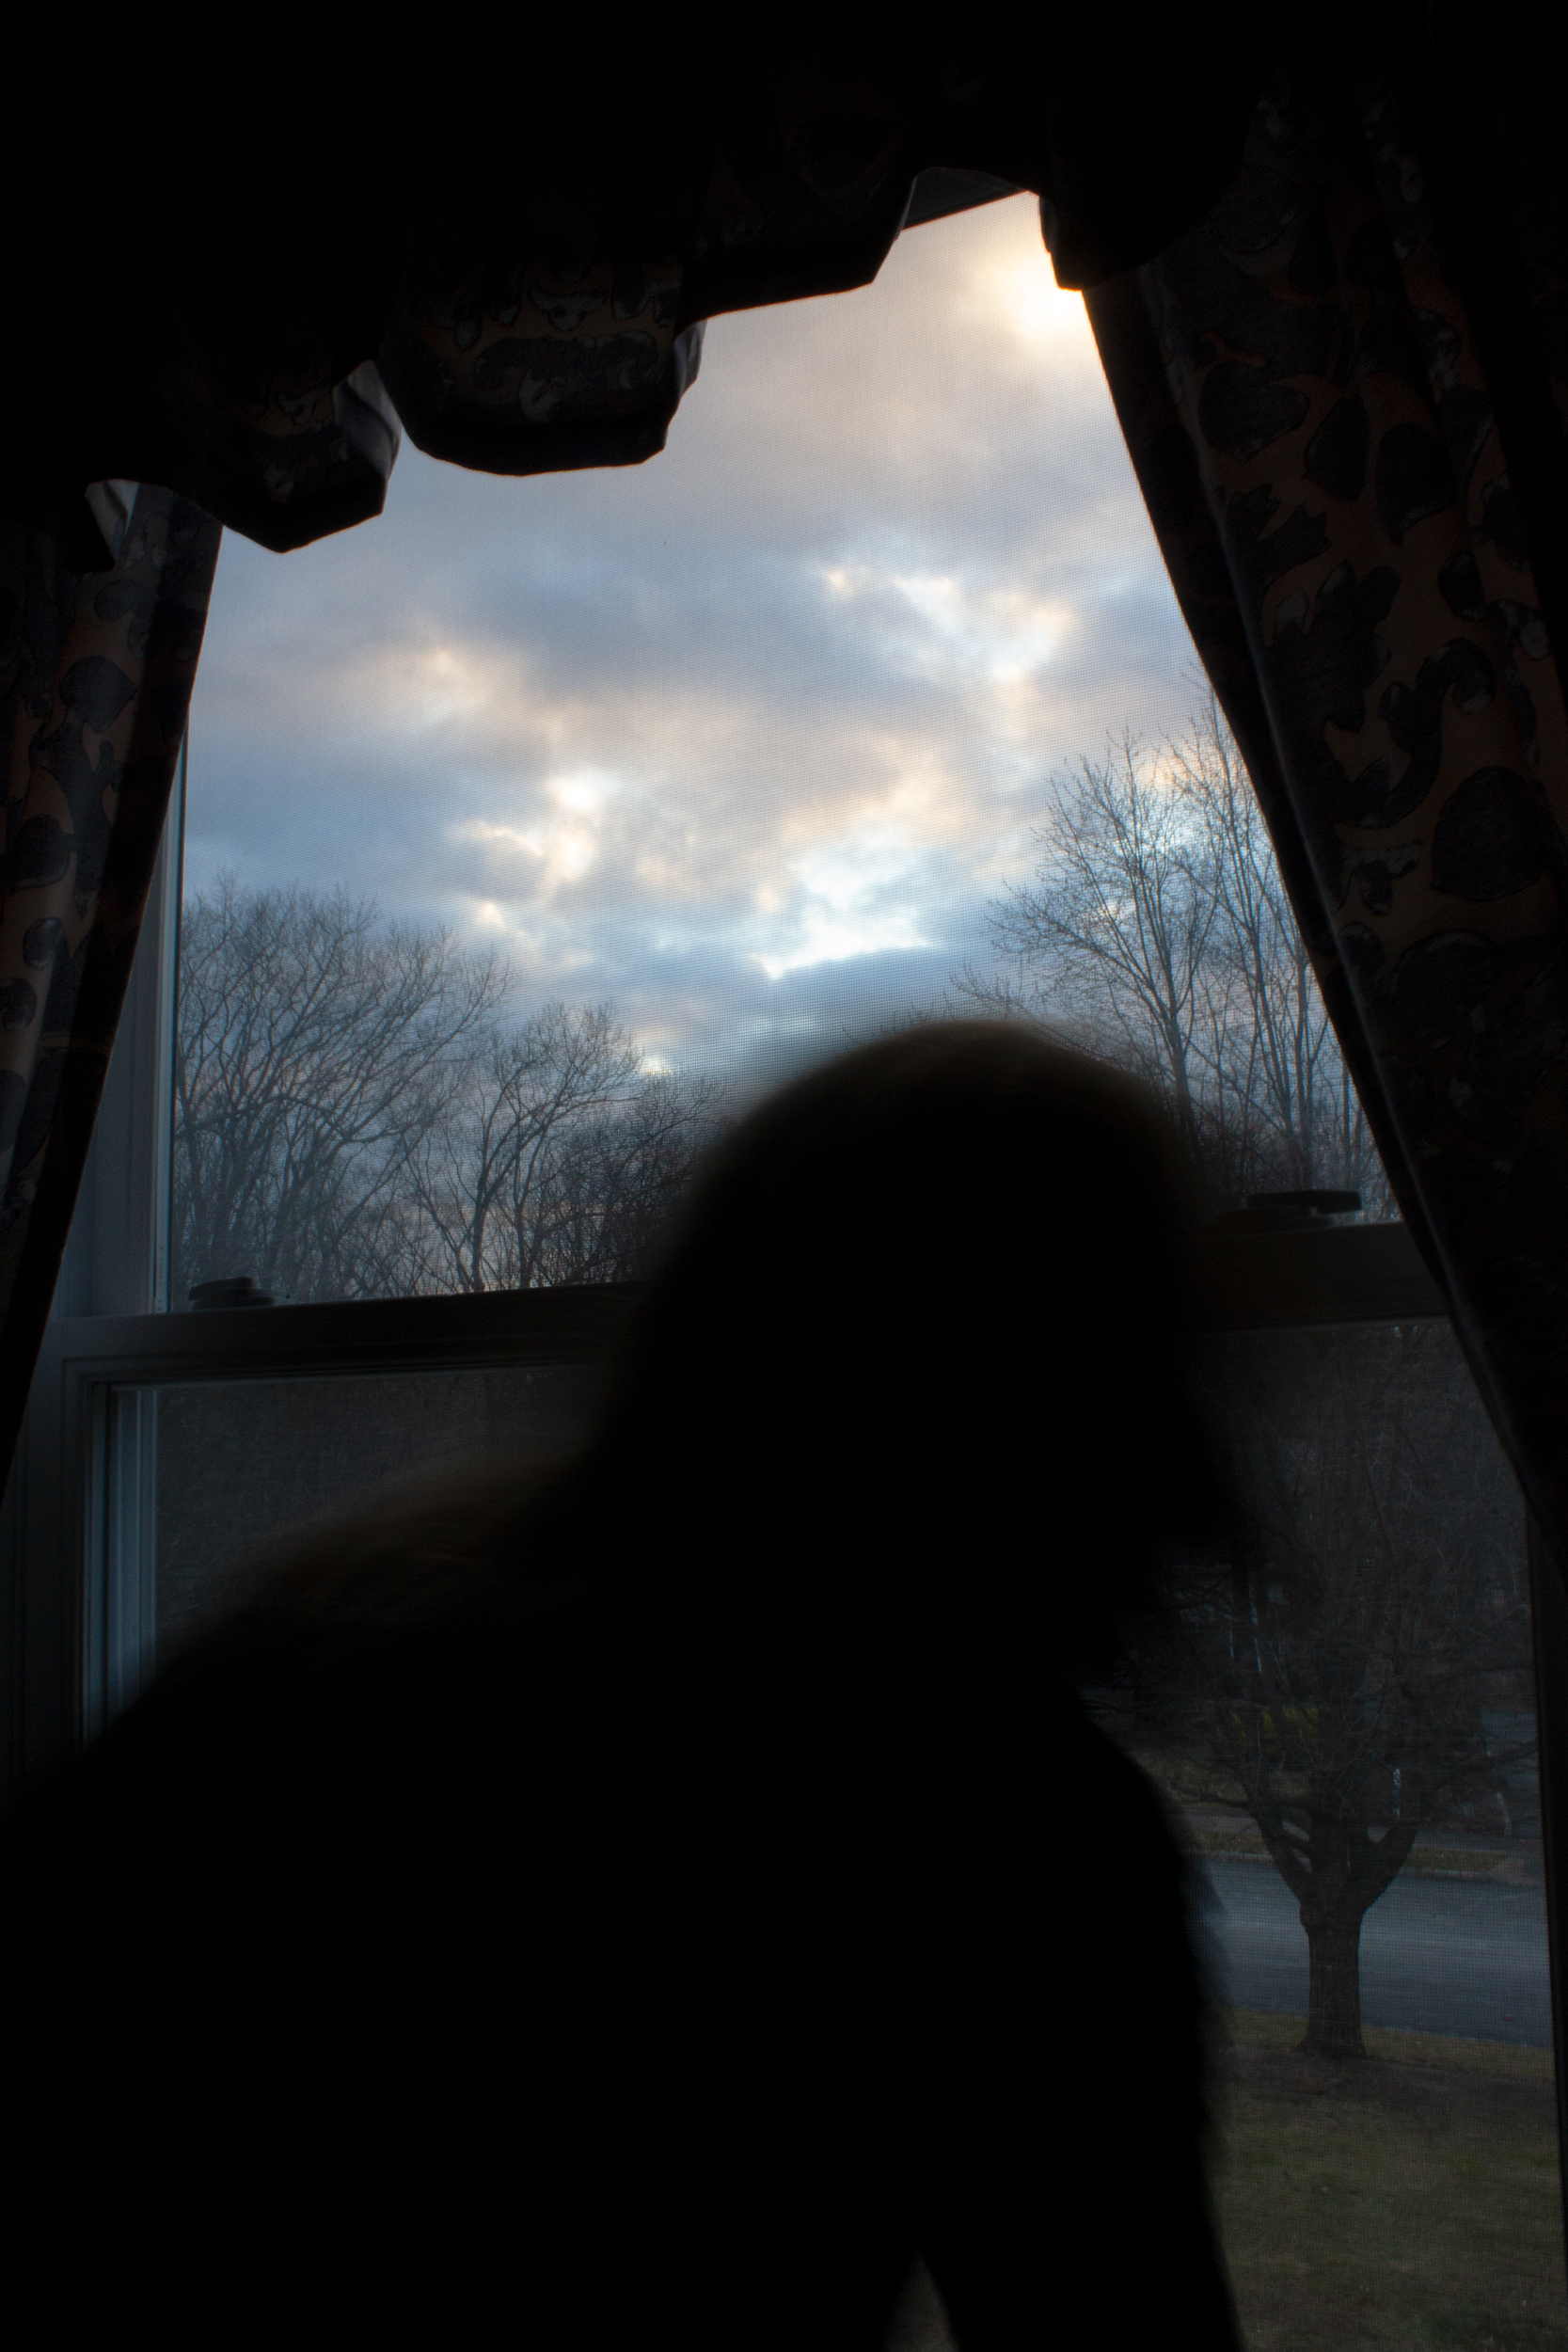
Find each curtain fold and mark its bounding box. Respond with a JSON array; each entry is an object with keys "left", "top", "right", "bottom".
[
  {"left": 0, "top": 494, "right": 222, "bottom": 1468},
  {"left": 1087, "top": 48, "right": 1568, "bottom": 1561}
]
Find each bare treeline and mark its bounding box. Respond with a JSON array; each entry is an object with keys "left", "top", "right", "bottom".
[
  {"left": 172, "top": 879, "right": 723, "bottom": 1304},
  {"left": 962, "top": 698, "right": 1393, "bottom": 1215}
]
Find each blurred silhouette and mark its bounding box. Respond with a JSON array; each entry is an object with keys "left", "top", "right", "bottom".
[{"left": 3, "top": 1022, "right": 1238, "bottom": 2345}]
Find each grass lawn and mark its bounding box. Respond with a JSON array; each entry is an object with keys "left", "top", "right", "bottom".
[{"left": 1212, "top": 2010, "right": 1567, "bottom": 2349}]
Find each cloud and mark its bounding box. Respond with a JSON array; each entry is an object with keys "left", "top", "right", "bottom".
[{"left": 185, "top": 195, "right": 1197, "bottom": 1077}]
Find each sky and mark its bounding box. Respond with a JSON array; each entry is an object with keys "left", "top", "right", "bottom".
[{"left": 185, "top": 193, "right": 1199, "bottom": 1085}]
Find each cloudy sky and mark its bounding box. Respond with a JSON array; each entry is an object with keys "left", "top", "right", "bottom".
[{"left": 186, "top": 193, "right": 1198, "bottom": 1084}]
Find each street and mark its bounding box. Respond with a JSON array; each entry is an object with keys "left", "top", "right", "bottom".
[{"left": 1196, "top": 1857, "right": 1554, "bottom": 2046}]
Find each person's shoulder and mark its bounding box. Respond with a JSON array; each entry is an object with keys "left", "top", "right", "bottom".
[
  {"left": 166, "top": 1449, "right": 651, "bottom": 1661},
  {"left": 216, "top": 1454, "right": 573, "bottom": 1623},
  {"left": 8, "top": 1456, "right": 633, "bottom": 1840}
]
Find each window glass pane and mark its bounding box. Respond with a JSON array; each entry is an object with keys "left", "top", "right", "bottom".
[
  {"left": 1116, "top": 1314, "right": 1565, "bottom": 2344},
  {"left": 178, "top": 194, "right": 1214, "bottom": 1308}
]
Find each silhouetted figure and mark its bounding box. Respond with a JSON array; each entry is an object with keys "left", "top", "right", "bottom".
[{"left": 4, "top": 1023, "right": 1239, "bottom": 2346}]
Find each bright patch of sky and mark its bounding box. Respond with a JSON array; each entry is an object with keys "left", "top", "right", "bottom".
[{"left": 184, "top": 194, "right": 1197, "bottom": 1083}]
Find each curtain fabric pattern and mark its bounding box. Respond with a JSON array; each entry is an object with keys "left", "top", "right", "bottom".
[
  {"left": 1087, "top": 57, "right": 1568, "bottom": 1555},
  {"left": 0, "top": 495, "right": 221, "bottom": 1461}
]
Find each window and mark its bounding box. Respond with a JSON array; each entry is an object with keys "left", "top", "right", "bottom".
[
  {"left": 10, "top": 183, "right": 1566, "bottom": 2341},
  {"left": 173, "top": 188, "right": 1196, "bottom": 1307}
]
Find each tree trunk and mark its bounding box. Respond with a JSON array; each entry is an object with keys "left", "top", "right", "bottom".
[{"left": 1299, "top": 1904, "right": 1368, "bottom": 2058}]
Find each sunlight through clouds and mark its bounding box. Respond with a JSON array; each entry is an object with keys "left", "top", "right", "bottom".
[
  {"left": 185, "top": 193, "right": 1197, "bottom": 1080},
  {"left": 971, "top": 254, "right": 1101, "bottom": 364},
  {"left": 750, "top": 820, "right": 934, "bottom": 981}
]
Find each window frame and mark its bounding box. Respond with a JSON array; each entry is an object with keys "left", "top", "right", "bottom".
[{"left": 6, "top": 1217, "right": 1449, "bottom": 1786}]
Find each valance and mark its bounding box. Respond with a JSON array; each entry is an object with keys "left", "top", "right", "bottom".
[{"left": 1, "top": 20, "right": 1263, "bottom": 559}]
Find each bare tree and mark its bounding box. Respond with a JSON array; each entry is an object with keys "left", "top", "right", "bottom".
[
  {"left": 519, "top": 1071, "right": 729, "bottom": 1286},
  {"left": 1170, "top": 701, "right": 1382, "bottom": 1205},
  {"left": 173, "top": 879, "right": 501, "bottom": 1303},
  {"left": 985, "top": 730, "right": 1217, "bottom": 1163},
  {"left": 404, "top": 1007, "right": 724, "bottom": 1292},
  {"left": 1128, "top": 1323, "right": 1532, "bottom": 2058},
  {"left": 982, "top": 710, "right": 1508, "bottom": 2058},
  {"left": 404, "top": 1004, "right": 643, "bottom": 1294},
  {"left": 174, "top": 883, "right": 724, "bottom": 1303},
  {"left": 970, "top": 702, "right": 1392, "bottom": 1214}
]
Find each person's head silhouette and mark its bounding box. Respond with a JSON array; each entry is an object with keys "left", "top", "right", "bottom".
[{"left": 586, "top": 1018, "right": 1221, "bottom": 1671}]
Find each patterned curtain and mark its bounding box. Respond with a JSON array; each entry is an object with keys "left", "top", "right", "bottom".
[
  {"left": 0, "top": 495, "right": 221, "bottom": 1466},
  {"left": 1085, "top": 54, "right": 1568, "bottom": 1558}
]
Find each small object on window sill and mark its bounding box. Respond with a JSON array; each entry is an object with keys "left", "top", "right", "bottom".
[
  {"left": 1220, "top": 1189, "right": 1362, "bottom": 1234},
  {"left": 188, "top": 1276, "right": 275, "bottom": 1310}
]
